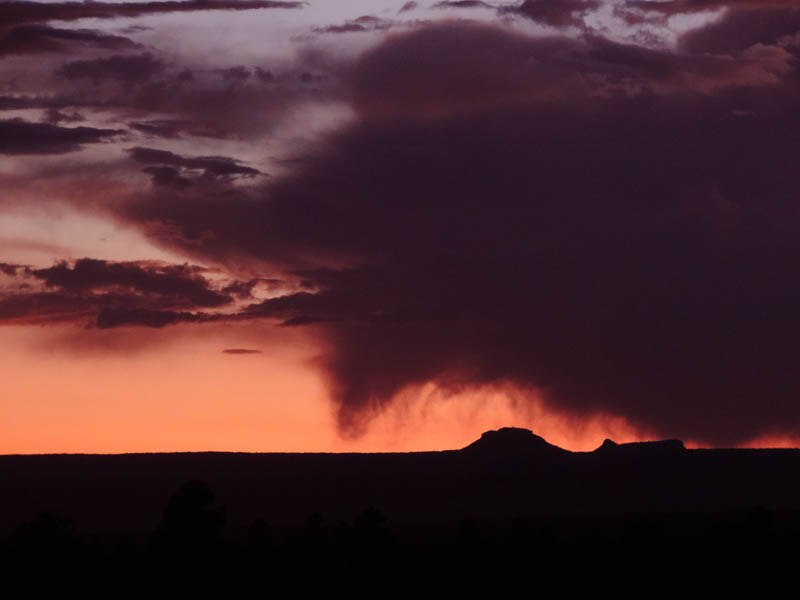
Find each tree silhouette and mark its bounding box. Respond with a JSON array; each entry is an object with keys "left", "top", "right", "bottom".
[{"left": 161, "top": 480, "right": 225, "bottom": 548}]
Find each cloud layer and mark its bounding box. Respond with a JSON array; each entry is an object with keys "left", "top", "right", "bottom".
[
  {"left": 0, "top": 258, "right": 239, "bottom": 326},
  {"left": 114, "top": 15, "right": 800, "bottom": 444},
  {"left": 0, "top": 119, "right": 120, "bottom": 154},
  {"left": 4, "top": 1, "right": 800, "bottom": 445}
]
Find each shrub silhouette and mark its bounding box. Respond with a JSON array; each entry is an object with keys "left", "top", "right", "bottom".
[
  {"left": 161, "top": 480, "right": 225, "bottom": 546},
  {"left": 156, "top": 478, "right": 227, "bottom": 581}
]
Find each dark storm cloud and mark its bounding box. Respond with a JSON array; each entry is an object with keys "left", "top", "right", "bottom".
[
  {"left": 55, "top": 53, "right": 165, "bottom": 85},
  {"left": 109, "top": 17, "right": 800, "bottom": 444},
  {"left": 0, "top": 259, "right": 246, "bottom": 327},
  {"left": 32, "top": 258, "right": 232, "bottom": 308},
  {"left": 679, "top": 7, "right": 800, "bottom": 54},
  {"left": 0, "top": 95, "right": 78, "bottom": 111},
  {"left": 129, "top": 120, "right": 185, "bottom": 139},
  {"left": 313, "top": 16, "right": 392, "bottom": 34},
  {"left": 129, "top": 117, "right": 233, "bottom": 141},
  {"left": 0, "top": 1, "right": 305, "bottom": 28},
  {"left": 505, "top": 0, "right": 600, "bottom": 27},
  {"left": 624, "top": 1, "right": 800, "bottom": 16},
  {"left": 221, "top": 278, "right": 279, "bottom": 299},
  {"left": 0, "top": 96, "right": 37, "bottom": 110},
  {"left": 128, "top": 147, "right": 262, "bottom": 180},
  {"left": 0, "top": 292, "right": 95, "bottom": 323},
  {"left": 244, "top": 291, "right": 341, "bottom": 326},
  {"left": 0, "top": 262, "right": 23, "bottom": 276},
  {"left": 222, "top": 348, "right": 262, "bottom": 354},
  {"left": 432, "top": 1, "right": 493, "bottom": 9},
  {"left": 313, "top": 22, "right": 370, "bottom": 34},
  {"left": 45, "top": 108, "right": 84, "bottom": 124},
  {"left": 141, "top": 166, "right": 192, "bottom": 188},
  {"left": 347, "top": 23, "right": 793, "bottom": 118},
  {"left": 0, "top": 24, "right": 139, "bottom": 55},
  {"left": 0, "top": 119, "right": 119, "bottom": 154},
  {"left": 398, "top": 1, "right": 418, "bottom": 13}
]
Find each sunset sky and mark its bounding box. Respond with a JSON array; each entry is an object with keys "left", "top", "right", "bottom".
[{"left": 2, "top": 0, "right": 800, "bottom": 453}]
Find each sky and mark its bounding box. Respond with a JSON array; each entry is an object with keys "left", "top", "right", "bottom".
[{"left": 2, "top": 0, "right": 800, "bottom": 453}]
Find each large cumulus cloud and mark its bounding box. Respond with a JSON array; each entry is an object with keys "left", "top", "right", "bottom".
[{"left": 108, "top": 16, "right": 800, "bottom": 445}]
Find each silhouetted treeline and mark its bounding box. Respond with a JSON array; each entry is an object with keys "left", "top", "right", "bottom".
[
  {"left": 4, "top": 430, "right": 800, "bottom": 597},
  {"left": 2, "top": 479, "right": 799, "bottom": 599},
  {"left": 5, "top": 430, "right": 800, "bottom": 536}
]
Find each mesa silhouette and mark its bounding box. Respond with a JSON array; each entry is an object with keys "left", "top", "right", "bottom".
[{"left": 2, "top": 427, "right": 799, "bottom": 535}]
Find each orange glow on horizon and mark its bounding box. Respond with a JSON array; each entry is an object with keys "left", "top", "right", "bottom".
[
  {"left": 344, "top": 382, "right": 654, "bottom": 453},
  {"left": 734, "top": 434, "right": 800, "bottom": 450},
  {"left": 2, "top": 324, "right": 796, "bottom": 454}
]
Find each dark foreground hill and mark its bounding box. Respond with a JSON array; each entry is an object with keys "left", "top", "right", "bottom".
[
  {"left": 2, "top": 426, "right": 800, "bottom": 535},
  {"left": 2, "top": 427, "right": 800, "bottom": 598}
]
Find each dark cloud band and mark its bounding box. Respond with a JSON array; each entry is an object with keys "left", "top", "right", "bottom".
[{"left": 0, "top": 119, "right": 120, "bottom": 154}]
